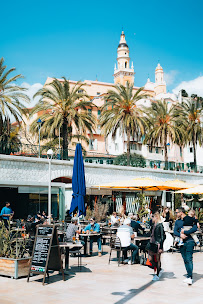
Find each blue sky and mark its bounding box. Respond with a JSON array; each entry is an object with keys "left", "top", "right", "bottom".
[{"left": 1, "top": 0, "right": 203, "bottom": 102}]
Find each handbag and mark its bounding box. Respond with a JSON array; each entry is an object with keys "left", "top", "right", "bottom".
[
  {"left": 146, "top": 241, "right": 158, "bottom": 253},
  {"left": 141, "top": 256, "right": 155, "bottom": 269}
]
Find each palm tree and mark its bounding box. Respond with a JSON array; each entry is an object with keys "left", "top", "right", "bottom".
[
  {"left": 175, "top": 98, "right": 203, "bottom": 171},
  {"left": 100, "top": 82, "right": 148, "bottom": 166},
  {"left": 143, "top": 99, "right": 183, "bottom": 169},
  {"left": 0, "top": 58, "right": 29, "bottom": 123},
  {"left": 30, "top": 77, "right": 95, "bottom": 159}
]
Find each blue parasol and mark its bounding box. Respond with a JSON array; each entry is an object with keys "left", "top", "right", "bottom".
[{"left": 69, "top": 143, "right": 86, "bottom": 215}]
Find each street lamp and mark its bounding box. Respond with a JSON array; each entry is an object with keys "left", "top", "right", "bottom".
[
  {"left": 47, "top": 149, "right": 53, "bottom": 224},
  {"left": 166, "top": 143, "right": 170, "bottom": 170},
  {"left": 37, "top": 118, "right": 42, "bottom": 158}
]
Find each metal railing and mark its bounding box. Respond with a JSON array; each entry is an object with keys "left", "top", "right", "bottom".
[{"left": 0, "top": 142, "right": 202, "bottom": 173}]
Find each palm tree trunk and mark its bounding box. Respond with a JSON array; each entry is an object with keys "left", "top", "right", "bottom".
[
  {"left": 192, "top": 136, "right": 197, "bottom": 172},
  {"left": 127, "top": 128, "right": 131, "bottom": 166},
  {"left": 62, "top": 122, "right": 68, "bottom": 160},
  {"left": 164, "top": 131, "right": 168, "bottom": 169}
]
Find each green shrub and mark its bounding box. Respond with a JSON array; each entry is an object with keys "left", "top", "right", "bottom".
[{"left": 114, "top": 153, "right": 146, "bottom": 167}]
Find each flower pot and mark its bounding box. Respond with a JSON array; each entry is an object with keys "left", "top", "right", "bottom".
[{"left": 0, "top": 257, "right": 31, "bottom": 279}]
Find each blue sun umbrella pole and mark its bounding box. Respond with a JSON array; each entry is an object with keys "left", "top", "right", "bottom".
[{"left": 69, "top": 144, "right": 86, "bottom": 220}]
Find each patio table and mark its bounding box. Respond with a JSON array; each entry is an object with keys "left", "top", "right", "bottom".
[
  {"left": 79, "top": 233, "right": 101, "bottom": 255},
  {"left": 59, "top": 242, "right": 83, "bottom": 271}
]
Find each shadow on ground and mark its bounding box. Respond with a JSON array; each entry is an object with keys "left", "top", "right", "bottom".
[
  {"left": 111, "top": 272, "right": 176, "bottom": 304},
  {"left": 69, "top": 265, "right": 92, "bottom": 274},
  {"left": 29, "top": 271, "right": 74, "bottom": 285}
]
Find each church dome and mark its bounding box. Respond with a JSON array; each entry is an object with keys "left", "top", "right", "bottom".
[
  {"left": 118, "top": 42, "right": 128, "bottom": 48},
  {"left": 155, "top": 63, "right": 163, "bottom": 71},
  {"left": 118, "top": 31, "right": 129, "bottom": 48}
]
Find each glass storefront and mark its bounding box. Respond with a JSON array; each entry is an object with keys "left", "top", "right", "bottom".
[{"left": 0, "top": 186, "right": 62, "bottom": 220}]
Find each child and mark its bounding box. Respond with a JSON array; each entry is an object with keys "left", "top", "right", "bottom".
[{"left": 177, "top": 209, "right": 200, "bottom": 246}]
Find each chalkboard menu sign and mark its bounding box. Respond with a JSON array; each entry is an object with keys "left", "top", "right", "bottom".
[
  {"left": 31, "top": 237, "right": 51, "bottom": 272},
  {"left": 38, "top": 226, "right": 53, "bottom": 236},
  {"left": 27, "top": 225, "right": 65, "bottom": 285}
]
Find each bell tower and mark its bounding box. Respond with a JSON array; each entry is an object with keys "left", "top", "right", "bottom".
[
  {"left": 113, "top": 31, "right": 135, "bottom": 85},
  {"left": 154, "top": 63, "right": 166, "bottom": 95}
]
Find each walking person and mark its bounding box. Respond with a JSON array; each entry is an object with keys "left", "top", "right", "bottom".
[
  {"left": 174, "top": 207, "right": 197, "bottom": 285},
  {"left": 147, "top": 212, "right": 165, "bottom": 281},
  {"left": 0, "top": 202, "right": 14, "bottom": 229}
]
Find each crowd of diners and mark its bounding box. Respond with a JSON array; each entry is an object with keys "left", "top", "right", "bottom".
[
  {"left": 0, "top": 201, "right": 201, "bottom": 285},
  {"left": 66, "top": 204, "right": 201, "bottom": 284}
]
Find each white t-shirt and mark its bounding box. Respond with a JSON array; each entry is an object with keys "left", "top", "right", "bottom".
[
  {"left": 111, "top": 215, "right": 118, "bottom": 224},
  {"left": 117, "top": 224, "right": 133, "bottom": 247}
]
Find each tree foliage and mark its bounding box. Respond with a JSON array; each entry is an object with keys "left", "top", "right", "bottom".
[
  {"left": 143, "top": 99, "right": 183, "bottom": 167},
  {"left": 30, "top": 77, "right": 96, "bottom": 159},
  {"left": 114, "top": 152, "right": 146, "bottom": 167},
  {"left": 0, "top": 115, "right": 21, "bottom": 154},
  {"left": 181, "top": 89, "right": 188, "bottom": 97},
  {"left": 174, "top": 98, "right": 203, "bottom": 171},
  {"left": 0, "top": 58, "right": 29, "bottom": 123}
]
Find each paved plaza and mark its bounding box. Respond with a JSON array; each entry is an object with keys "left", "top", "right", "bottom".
[{"left": 0, "top": 246, "right": 202, "bottom": 304}]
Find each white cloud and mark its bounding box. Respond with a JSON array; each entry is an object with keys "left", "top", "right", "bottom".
[
  {"left": 172, "top": 76, "right": 203, "bottom": 97},
  {"left": 21, "top": 82, "right": 43, "bottom": 107},
  {"left": 164, "top": 70, "right": 178, "bottom": 86}
]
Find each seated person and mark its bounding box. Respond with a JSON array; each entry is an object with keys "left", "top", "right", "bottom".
[
  {"left": 66, "top": 217, "right": 83, "bottom": 253},
  {"left": 117, "top": 218, "right": 139, "bottom": 265},
  {"left": 34, "top": 211, "right": 42, "bottom": 223},
  {"left": 111, "top": 212, "right": 119, "bottom": 226},
  {"left": 128, "top": 213, "right": 145, "bottom": 235},
  {"left": 83, "top": 217, "right": 102, "bottom": 257},
  {"left": 66, "top": 217, "right": 81, "bottom": 242},
  {"left": 25, "top": 215, "right": 37, "bottom": 236},
  {"left": 41, "top": 210, "right": 51, "bottom": 220}
]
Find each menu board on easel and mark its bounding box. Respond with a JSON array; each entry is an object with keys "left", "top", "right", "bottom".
[{"left": 27, "top": 225, "right": 65, "bottom": 285}]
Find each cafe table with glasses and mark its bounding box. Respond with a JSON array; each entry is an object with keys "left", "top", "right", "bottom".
[
  {"left": 79, "top": 231, "right": 101, "bottom": 255},
  {"left": 79, "top": 219, "right": 101, "bottom": 255}
]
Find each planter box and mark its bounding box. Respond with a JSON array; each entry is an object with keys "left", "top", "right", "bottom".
[{"left": 0, "top": 257, "right": 31, "bottom": 279}]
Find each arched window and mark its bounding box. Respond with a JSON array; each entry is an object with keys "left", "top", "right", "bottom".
[{"left": 125, "top": 61, "right": 127, "bottom": 68}]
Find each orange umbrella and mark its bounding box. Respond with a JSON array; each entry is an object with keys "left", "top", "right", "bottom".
[
  {"left": 94, "top": 177, "right": 164, "bottom": 192},
  {"left": 93, "top": 178, "right": 198, "bottom": 192}
]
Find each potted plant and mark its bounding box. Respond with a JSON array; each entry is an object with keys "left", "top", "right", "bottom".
[{"left": 0, "top": 221, "right": 31, "bottom": 279}]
